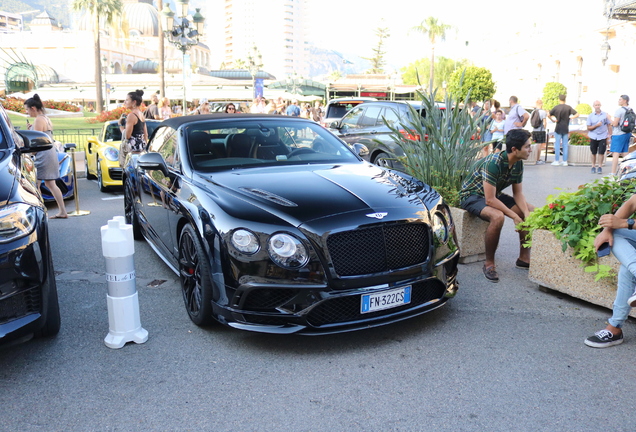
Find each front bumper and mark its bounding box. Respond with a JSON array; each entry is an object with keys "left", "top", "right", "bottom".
[
  {"left": 212, "top": 251, "right": 459, "bottom": 335},
  {"left": 0, "top": 219, "right": 48, "bottom": 341}
]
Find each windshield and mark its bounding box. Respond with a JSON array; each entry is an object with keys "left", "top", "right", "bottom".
[{"left": 184, "top": 119, "right": 360, "bottom": 171}]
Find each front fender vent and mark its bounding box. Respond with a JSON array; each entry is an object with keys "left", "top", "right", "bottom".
[{"left": 239, "top": 187, "right": 298, "bottom": 207}]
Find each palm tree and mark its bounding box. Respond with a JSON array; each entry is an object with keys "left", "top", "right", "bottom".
[
  {"left": 72, "top": 0, "right": 123, "bottom": 113},
  {"left": 410, "top": 17, "right": 451, "bottom": 93}
]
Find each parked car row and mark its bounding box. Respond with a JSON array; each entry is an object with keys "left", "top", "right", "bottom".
[
  {"left": 123, "top": 114, "right": 460, "bottom": 334},
  {"left": 85, "top": 119, "right": 162, "bottom": 191},
  {"left": 328, "top": 100, "right": 446, "bottom": 170}
]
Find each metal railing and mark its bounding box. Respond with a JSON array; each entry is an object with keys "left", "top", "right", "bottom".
[{"left": 54, "top": 128, "right": 101, "bottom": 153}]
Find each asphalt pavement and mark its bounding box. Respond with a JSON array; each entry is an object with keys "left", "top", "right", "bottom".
[{"left": 1, "top": 156, "right": 635, "bottom": 432}]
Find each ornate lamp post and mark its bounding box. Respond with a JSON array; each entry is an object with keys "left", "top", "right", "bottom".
[
  {"left": 247, "top": 46, "right": 263, "bottom": 99},
  {"left": 601, "top": 40, "right": 611, "bottom": 66},
  {"left": 161, "top": 0, "right": 205, "bottom": 115},
  {"left": 286, "top": 72, "right": 301, "bottom": 96}
]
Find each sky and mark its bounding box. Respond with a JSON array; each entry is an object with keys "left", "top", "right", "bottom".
[{"left": 306, "top": 0, "right": 609, "bottom": 72}]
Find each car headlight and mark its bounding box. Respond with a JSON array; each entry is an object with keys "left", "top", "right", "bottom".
[
  {"left": 103, "top": 146, "right": 119, "bottom": 162},
  {"left": 0, "top": 203, "right": 37, "bottom": 244},
  {"left": 268, "top": 233, "right": 309, "bottom": 269},
  {"left": 432, "top": 211, "right": 449, "bottom": 245},
  {"left": 231, "top": 229, "right": 260, "bottom": 254}
]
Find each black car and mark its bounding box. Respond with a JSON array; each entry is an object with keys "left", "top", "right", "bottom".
[
  {"left": 0, "top": 104, "right": 60, "bottom": 342},
  {"left": 330, "top": 100, "right": 446, "bottom": 170},
  {"left": 124, "top": 114, "right": 459, "bottom": 334}
]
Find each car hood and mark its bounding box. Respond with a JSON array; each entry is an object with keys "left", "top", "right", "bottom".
[{"left": 194, "top": 163, "right": 441, "bottom": 225}]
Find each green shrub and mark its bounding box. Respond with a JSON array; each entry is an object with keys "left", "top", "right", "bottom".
[
  {"left": 385, "top": 84, "right": 485, "bottom": 207},
  {"left": 542, "top": 82, "right": 567, "bottom": 111},
  {"left": 575, "top": 103, "right": 592, "bottom": 115},
  {"left": 518, "top": 176, "right": 636, "bottom": 280},
  {"left": 569, "top": 132, "right": 590, "bottom": 146}
]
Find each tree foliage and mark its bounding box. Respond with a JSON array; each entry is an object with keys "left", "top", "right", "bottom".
[
  {"left": 363, "top": 26, "right": 390, "bottom": 74},
  {"left": 575, "top": 103, "right": 592, "bottom": 115},
  {"left": 409, "top": 17, "right": 452, "bottom": 92},
  {"left": 72, "top": 0, "right": 123, "bottom": 113},
  {"left": 542, "top": 82, "right": 567, "bottom": 111},
  {"left": 447, "top": 66, "right": 496, "bottom": 102},
  {"left": 401, "top": 57, "right": 467, "bottom": 95}
]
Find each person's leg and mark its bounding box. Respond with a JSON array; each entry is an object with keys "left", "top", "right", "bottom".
[
  {"left": 598, "top": 139, "right": 606, "bottom": 173},
  {"left": 478, "top": 206, "right": 505, "bottom": 268},
  {"left": 590, "top": 140, "right": 597, "bottom": 171},
  {"left": 611, "top": 152, "right": 620, "bottom": 175},
  {"left": 562, "top": 133, "right": 569, "bottom": 164},
  {"left": 552, "top": 133, "right": 562, "bottom": 164},
  {"left": 606, "top": 229, "right": 636, "bottom": 329},
  {"left": 507, "top": 202, "right": 535, "bottom": 264},
  {"left": 42, "top": 179, "right": 68, "bottom": 218}
]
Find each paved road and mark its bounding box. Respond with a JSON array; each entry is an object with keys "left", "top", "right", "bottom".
[{"left": 1, "top": 160, "right": 635, "bottom": 432}]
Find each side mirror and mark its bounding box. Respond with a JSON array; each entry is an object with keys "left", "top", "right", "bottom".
[
  {"left": 16, "top": 130, "right": 54, "bottom": 153},
  {"left": 352, "top": 143, "right": 369, "bottom": 158},
  {"left": 137, "top": 152, "right": 170, "bottom": 177},
  {"left": 329, "top": 121, "right": 341, "bottom": 129},
  {"left": 64, "top": 143, "right": 77, "bottom": 152}
]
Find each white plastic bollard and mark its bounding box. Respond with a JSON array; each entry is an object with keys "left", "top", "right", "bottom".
[{"left": 100, "top": 216, "right": 148, "bottom": 349}]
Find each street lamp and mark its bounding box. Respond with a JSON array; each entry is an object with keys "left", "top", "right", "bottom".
[
  {"left": 601, "top": 40, "right": 611, "bottom": 66},
  {"left": 286, "top": 72, "right": 301, "bottom": 96},
  {"left": 247, "top": 46, "right": 262, "bottom": 99},
  {"left": 161, "top": 1, "right": 205, "bottom": 115}
]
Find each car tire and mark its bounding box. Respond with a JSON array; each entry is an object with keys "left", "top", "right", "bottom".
[
  {"left": 85, "top": 154, "right": 96, "bottom": 180},
  {"left": 34, "top": 249, "right": 61, "bottom": 338},
  {"left": 373, "top": 152, "right": 395, "bottom": 169},
  {"left": 178, "top": 224, "right": 215, "bottom": 327},
  {"left": 97, "top": 162, "right": 108, "bottom": 192},
  {"left": 124, "top": 180, "right": 143, "bottom": 240}
]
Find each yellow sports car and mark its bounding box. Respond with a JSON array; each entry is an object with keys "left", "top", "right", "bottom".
[{"left": 85, "top": 119, "right": 161, "bottom": 191}]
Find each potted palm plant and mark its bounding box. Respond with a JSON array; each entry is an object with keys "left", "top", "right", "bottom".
[{"left": 384, "top": 88, "right": 489, "bottom": 262}]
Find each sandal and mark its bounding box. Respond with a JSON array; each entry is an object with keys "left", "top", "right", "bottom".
[{"left": 49, "top": 214, "right": 68, "bottom": 219}]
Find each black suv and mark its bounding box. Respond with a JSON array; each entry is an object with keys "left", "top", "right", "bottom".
[
  {"left": 329, "top": 100, "right": 445, "bottom": 170},
  {"left": 0, "top": 103, "right": 60, "bottom": 342}
]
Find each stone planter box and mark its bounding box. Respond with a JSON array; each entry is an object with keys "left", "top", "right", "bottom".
[
  {"left": 528, "top": 229, "right": 636, "bottom": 318},
  {"left": 450, "top": 207, "right": 488, "bottom": 264},
  {"left": 567, "top": 145, "right": 591, "bottom": 166}
]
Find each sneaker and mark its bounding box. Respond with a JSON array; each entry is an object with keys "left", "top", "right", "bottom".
[
  {"left": 597, "top": 167, "right": 603, "bottom": 174},
  {"left": 591, "top": 167, "right": 597, "bottom": 174},
  {"left": 482, "top": 264, "right": 499, "bottom": 283},
  {"left": 561, "top": 161, "right": 568, "bottom": 166},
  {"left": 584, "top": 329, "right": 623, "bottom": 348},
  {"left": 628, "top": 288, "right": 636, "bottom": 307},
  {"left": 551, "top": 161, "right": 561, "bottom": 166},
  {"left": 515, "top": 259, "right": 530, "bottom": 269}
]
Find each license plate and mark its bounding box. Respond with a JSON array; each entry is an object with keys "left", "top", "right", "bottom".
[{"left": 361, "top": 286, "right": 411, "bottom": 314}]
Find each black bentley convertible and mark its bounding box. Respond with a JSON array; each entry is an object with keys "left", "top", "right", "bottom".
[{"left": 123, "top": 114, "right": 459, "bottom": 334}]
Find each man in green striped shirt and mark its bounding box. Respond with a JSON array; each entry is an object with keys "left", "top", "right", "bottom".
[{"left": 459, "top": 129, "right": 535, "bottom": 282}]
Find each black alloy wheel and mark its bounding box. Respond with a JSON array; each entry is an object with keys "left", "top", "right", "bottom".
[
  {"left": 178, "top": 224, "right": 215, "bottom": 326},
  {"left": 124, "top": 180, "right": 143, "bottom": 240},
  {"left": 374, "top": 152, "right": 395, "bottom": 169}
]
